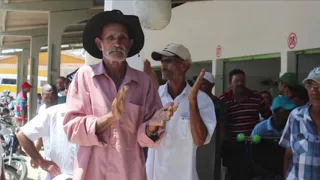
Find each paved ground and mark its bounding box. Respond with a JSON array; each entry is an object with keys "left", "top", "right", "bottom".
[{"left": 24, "top": 155, "right": 46, "bottom": 180}]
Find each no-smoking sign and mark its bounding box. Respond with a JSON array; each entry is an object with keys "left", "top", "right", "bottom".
[
  {"left": 288, "top": 33, "right": 297, "bottom": 49},
  {"left": 216, "top": 45, "right": 222, "bottom": 58}
]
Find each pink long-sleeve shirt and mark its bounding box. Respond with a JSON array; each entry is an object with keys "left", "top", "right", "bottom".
[{"left": 63, "top": 61, "right": 163, "bottom": 180}]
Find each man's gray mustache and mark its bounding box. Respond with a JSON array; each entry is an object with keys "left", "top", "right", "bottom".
[{"left": 107, "top": 48, "right": 126, "bottom": 55}]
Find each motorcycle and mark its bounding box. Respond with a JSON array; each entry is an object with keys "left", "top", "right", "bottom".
[
  {"left": 0, "top": 112, "right": 27, "bottom": 180},
  {"left": 0, "top": 90, "right": 12, "bottom": 108}
]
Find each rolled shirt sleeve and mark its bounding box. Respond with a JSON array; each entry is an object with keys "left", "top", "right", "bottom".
[
  {"left": 63, "top": 69, "right": 106, "bottom": 147},
  {"left": 20, "top": 110, "right": 50, "bottom": 141}
]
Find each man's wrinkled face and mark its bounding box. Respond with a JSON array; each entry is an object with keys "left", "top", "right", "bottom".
[
  {"left": 160, "top": 56, "right": 186, "bottom": 80},
  {"left": 41, "top": 90, "right": 58, "bottom": 107},
  {"left": 200, "top": 79, "right": 214, "bottom": 95},
  {"left": 24, "top": 87, "right": 31, "bottom": 93},
  {"left": 56, "top": 78, "right": 65, "bottom": 91},
  {"left": 231, "top": 74, "right": 246, "bottom": 94},
  {"left": 95, "top": 23, "right": 132, "bottom": 63},
  {"left": 305, "top": 80, "right": 320, "bottom": 102},
  {"left": 262, "top": 93, "right": 272, "bottom": 107}
]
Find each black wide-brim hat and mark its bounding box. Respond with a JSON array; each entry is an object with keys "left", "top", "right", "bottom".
[{"left": 82, "top": 9, "right": 144, "bottom": 59}]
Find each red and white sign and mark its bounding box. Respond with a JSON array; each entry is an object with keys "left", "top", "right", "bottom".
[
  {"left": 216, "top": 45, "right": 222, "bottom": 58},
  {"left": 288, "top": 33, "right": 297, "bottom": 49}
]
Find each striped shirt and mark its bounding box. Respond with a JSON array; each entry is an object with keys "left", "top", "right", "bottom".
[
  {"left": 279, "top": 103, "right": 320, "bottom": 180},
  {"left": 219, "top": 89, "right": 271, "bottom": 137}
]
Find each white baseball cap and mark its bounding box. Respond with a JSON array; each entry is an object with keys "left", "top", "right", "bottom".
[
  {"left": 204, "top": 72, "right": 215, "bottom": 84},
  {"left": 151, "top": 43, "right": 192, "bottom": 62},
  {"left": 193, "top": 72, "right": 215, "bottom": 84},
  {"left": 302, "top": 66, "right": 320, "bottom": 84}
]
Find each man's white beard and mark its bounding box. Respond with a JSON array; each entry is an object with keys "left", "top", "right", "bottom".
[
  {"left": 106, "top": 55, "right": 126, "bottom": 63},
  {"left": 103, "top": 45, "right": 128, "bottom": 63}
]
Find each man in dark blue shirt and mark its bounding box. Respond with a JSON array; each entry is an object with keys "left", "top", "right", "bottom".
[{"left": 251, "top": 96, "right": 297, "bottom": 137}]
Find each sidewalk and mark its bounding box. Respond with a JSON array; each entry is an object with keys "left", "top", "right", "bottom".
[{"left": 24, "top": 152, "right": 47, "bottom": 180}]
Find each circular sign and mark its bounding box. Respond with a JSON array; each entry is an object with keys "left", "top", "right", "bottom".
[
  {"left": 216, "top": 45, "right": 222, "bottom": 58},
  {"left": 288, "top": 33, "right": 297, "bottom": 49}
]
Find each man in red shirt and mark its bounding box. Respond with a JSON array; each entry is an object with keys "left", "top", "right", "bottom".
[
  {"left": 219, "top": 69, "right": 272, "bottom": 137},
  {"left": 219, "top": 69, "right": 272, "bottom": 179}
]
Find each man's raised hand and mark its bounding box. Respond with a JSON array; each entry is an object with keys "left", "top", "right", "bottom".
[
  {"left": 111, "top": 86, "right": 129, "bottom": 121},
  {"left": 149, "top": 102, "right": 179, "bottom": 127}
]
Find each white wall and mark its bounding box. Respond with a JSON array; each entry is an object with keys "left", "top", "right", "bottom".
[
  {"left": 223, "top": 58, "right": 281, "bottom": 92},
  {"left": 144, "top": 1, "right": 320, "bottom": 66},
  {"left": 297, "top": 54, "right": 320, "bottom": 82}
]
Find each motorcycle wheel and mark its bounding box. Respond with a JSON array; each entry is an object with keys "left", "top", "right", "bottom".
[
  {"left": 4, "top": 164, "right": 20, "bottom": 180},
  {"left": 4, "top": 160, "right": 27, "bottom": 180}
]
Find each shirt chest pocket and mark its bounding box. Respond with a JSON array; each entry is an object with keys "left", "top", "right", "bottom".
[
  {"left": 119, "top": 102, "right": 142, "bottom": 133},
  {"left": 179, "top": 112, "right": 191, "bottom": 139},
  {"left": 293, "top": 133, "right": 319, "bottom": 156},
  {"left": 118, "top": 103, "right": 142, "bottom": 148}
]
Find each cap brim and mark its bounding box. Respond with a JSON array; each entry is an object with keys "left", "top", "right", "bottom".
[
  {"left": 151, "top": 51, "right": 176, "bottom": 61},
  {"left": 302, "top": 78, "right": 320, "bottom": 85},
  {"left": 272, "top": 103, "right": 296, "bottom": 111},
  {"left": 283, "top": 103, "right": 297, "bottom": 110}
]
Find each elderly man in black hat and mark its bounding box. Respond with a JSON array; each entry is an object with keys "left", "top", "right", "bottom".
[{"left": 63, "top": 10, "right": 178, "bottom": 180}]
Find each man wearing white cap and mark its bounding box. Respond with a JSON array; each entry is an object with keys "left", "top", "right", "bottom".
[
  {"left": 195, "top": 72, "right": 227, "bottom": 180},
  {"left": 146, "top": 43, "right": 216, "bottom": 180},
  {"left": 279, "top": 67, "right": 320, "bottom": 179}
]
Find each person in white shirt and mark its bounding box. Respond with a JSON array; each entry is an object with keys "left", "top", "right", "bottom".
[
  {"left": 30, "top": 84, "right": 59, "bottom": 165},
  {"left": 36, "top": 93, "right": 42, "bottom": 114},
  {"left": 146, "top": 43, "right": 217, "bottom": 180},
  {"left": 16, "top": 76, "right": 78, "bottom": 180}
]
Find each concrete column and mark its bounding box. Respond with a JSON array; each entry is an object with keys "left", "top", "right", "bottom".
[
  {"left": 16, "top": 49, "right": 29, "bottom": 96},
  {"left": 211, "top": 58, "right": 224, "bottom": 180},
  {"left": 85, "top": 51, "right": 101, "bottom": 65},
  {"left": 28, "top": 36, "right": 46, "bottom": 120},
  {"left": 100, "top": 0, "right": 144, "bottom": 71},
  {"left": 280, "top": 51, "right": 297, "bottom": 76},
  {"left": 47, "top": 10, "right": 91, "bottom": 84},
  {"left": 16, "top": 53, "right": 23, "bottom": 94},
  {"left": 213, "top": 58, "right": 224, "bottom": 96},
  {"left": 22, "top": 48, "right": 29, "bottom": 82}
]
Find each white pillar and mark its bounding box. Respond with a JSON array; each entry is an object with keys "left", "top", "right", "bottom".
[
  {"left": 280, "top": 51, "right": 297, "bottom": 76},
  {"left": 47, "top": 10, "right": 92, "bottom": 84},
  {"left": 16, "top": 52, "right": 25, "bottom": 94},
  {"left": 85, "top": 51, "right": 101, "bottom": 65},
  {"left": 16, "top": 49, "right": 30, "bottom": 97},
  {"left": 28, "top": 36, "right": 46, "bottom": 120},
  {"left": 98, "top": 0, "right": 144, "bottom": 71}
]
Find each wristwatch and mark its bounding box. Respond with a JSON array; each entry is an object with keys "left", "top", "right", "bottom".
[{"left": 146, "top": 123, "right": 159, "bottom": 141}]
